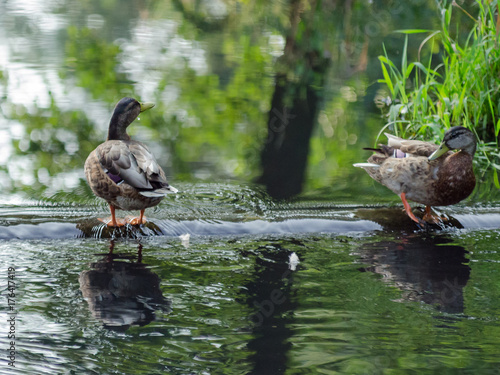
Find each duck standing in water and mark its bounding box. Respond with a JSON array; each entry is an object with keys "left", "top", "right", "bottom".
[
  {"left": 354, "top": 126, "right": 476, "bottom": 225},
  {"left": 85, "top": 97, "right": 177, "bottom": 227}
]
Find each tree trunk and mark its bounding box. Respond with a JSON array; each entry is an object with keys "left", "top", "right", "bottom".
[{"left": 259, "top": 0, "right": 331, "bottom": 199}]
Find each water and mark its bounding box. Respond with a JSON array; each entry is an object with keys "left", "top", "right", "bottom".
[
  {"left": 2, "top": 224, "right": 500, "bottom": 373},
  {"left": 1, "top": 184, "right": 500, "bottom": 374},
  {"left": 2, "top": 0, "right": 500, "bottom": 374}
]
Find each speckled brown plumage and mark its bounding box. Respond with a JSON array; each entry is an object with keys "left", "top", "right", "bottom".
[
  {"left": 432, "top": 152, "right": 475, "bottom": 206},
  {"left": 85, "top": 148, "right": 164, "bottom": 211},
  {"left": 84, "top": 97, "right": 177, "bottom": 227},
  {"left": 354, "top": 126, "right": 476, "bottom": 224}
]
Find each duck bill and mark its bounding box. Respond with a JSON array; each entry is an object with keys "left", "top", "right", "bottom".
[
  {"left": 428, "top": 143, "right": 450, "bottom": 161},
  {"left": 140, "top": 102, "right": 155, "bottom": 112}
]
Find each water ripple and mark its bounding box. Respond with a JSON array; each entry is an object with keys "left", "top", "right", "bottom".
[{"left": 0, "top": 183, "right": 500, "bottom": 239}]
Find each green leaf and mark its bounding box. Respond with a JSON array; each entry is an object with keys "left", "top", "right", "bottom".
[
  {"left": 494, "top": 169, "right": 500, "bottom": 189},
  {"left": 379, "top": 60, "right": 394, "bottom": 97},
  {"left": 405, "top": 62, "right": 415, "bottom": 78},
  {"left": 402, "top": 35, "right": 408, "bottom": 80},
  {"left": 393, "top": 29, "right": 433, "bottom": 34}
]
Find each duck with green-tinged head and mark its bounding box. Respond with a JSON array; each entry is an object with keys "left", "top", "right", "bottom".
[
  {"left": 354, "top": 126, "right": 476, "bottom": 225},
  {"left": 84, "top": 97, "right": 177, "bottom": 227}
]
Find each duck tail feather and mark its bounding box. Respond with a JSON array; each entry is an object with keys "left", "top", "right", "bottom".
[
  {"left": 139, "top": 191, "right": 166, "bottom": 197},
  {"left": 139, "top": 185, "right": 178, "bottom": 197},
  {"left": 353, "top": 163, "right": 380, "bottom": 168}
]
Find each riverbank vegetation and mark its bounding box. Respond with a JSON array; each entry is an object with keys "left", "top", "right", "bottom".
[{"left": 377, "top": 0, "right": 500, "bottom": 187}]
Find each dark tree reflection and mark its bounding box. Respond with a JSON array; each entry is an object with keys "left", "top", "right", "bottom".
[
  {"left": 259, "top": 0, "right": 331, "bottom": 199},
  {"left": 241, "top": 243, "right": 300, "bottom": 374}
]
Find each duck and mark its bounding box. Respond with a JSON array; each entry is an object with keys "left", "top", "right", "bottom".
[
  {"left": 84, "top": 97, "right": 177, "bottom": 227},
  {"left": 354, "top": 126, "right": 476, "bottom": 225}
]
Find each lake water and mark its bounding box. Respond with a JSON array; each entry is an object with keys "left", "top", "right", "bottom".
[
  {"left": 1, "top": 183, "right": 500, "bottom": 374},
  {"left": 1, "top": 1, "right": 500, "bottom": 374}
]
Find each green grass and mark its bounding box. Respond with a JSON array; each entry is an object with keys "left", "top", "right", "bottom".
[{"left": 376, "top": 0, "right": 500, "bottom": 188}]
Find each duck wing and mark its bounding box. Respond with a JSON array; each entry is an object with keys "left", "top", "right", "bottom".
[
  {"left": 96, "top": 140, "right": 173, "bottom": 192},
  {"left": 399, "top": 140, "right": 441, "bottom": 157},
  {"left": 128, "top": 142, "right": 178, "bottom": 195},
  {"left": 385, "top": 133, "right": 442, "bottom": 157}
]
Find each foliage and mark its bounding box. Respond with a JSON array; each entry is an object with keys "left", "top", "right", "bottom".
[
  {"left": 377, "top": 0, "right": 500, "bottom": 186},
  {"left": 62, "top": 26, "right": 134, "bottom": 100},
  {"left": 5, "top": 95, "right": 98, "bottom": 198},
  {"left": 2, "top": 0, "right": 499, "bottom": 202}
]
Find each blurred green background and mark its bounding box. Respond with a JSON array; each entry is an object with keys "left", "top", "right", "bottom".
[
  {"left": 0, "top": 0, "right": 495, "bottom": 204},
  {"left": 3, "top": 3, "right": 500, "bottom": 374}
]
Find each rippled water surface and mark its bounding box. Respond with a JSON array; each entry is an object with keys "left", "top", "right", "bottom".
[
  {"left": 2, "top": 0, "right": 500, "bottom": 373},
  {"left": 2, "top": 232, "right": 500, "bottom": 374},
  {"left": 0, "top": 184, "right": 500, "bottom": 374}
]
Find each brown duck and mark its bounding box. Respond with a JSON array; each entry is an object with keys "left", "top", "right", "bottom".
[
  {"left": 85, "top": 97, "right": 177, "bottom": 227},
  {"left": 354, "top": 126, "right": 476, "bottom": 224}
]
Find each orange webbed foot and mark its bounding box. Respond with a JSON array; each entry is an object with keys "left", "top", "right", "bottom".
[
  {"left": 422, "top": 213, "right": 441, "bottom": 225},
  {"left": 98, "top": 216, "right": 127, "bottom": 227},
  {"left": 126, "top": 209, "right": 146, "bottom": 226},
  {"left": 126, "top": 216, "right": 147, "bottom": 226},
  {"left": 422, "top": 206, "right": 447, "bottom": 224}
]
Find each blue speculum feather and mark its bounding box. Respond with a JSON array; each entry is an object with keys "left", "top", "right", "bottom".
[
  {"left": 393, "top": 149, "right": 406, "bottom": 158},
  {"left": 107, "top": 172, "right": 123, "bottom": 184}
]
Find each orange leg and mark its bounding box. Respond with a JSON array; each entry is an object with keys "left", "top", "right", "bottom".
[
  {"left": 399, "top": 193, "right": 422, "bottom": 225},
  {"left": 110, "top": 205, "right": 119, "bottom": 227},
  {"left": 98, "top": 205, "right": 126, "bottom": 227},
  {"left": 128, "top": 209, "right": 147, "bottom": 226}
]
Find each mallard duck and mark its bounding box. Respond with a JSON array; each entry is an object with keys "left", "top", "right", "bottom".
[
  {"left": 85, "top": 97, "right": 177, "bottom": 227},
  {"left": 354, "top": 126, "right": 476, "bottom": 224}
]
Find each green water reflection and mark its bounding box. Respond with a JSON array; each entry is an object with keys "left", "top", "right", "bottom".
[
  {"left": 0, "top": 0, "right": 451, "bottom": 200},
  {"left": 1, "top": 231, "right": 500, "bottom": 373},
  {"left": 1, "top": 1, "right": 500, "bottom": 374}
]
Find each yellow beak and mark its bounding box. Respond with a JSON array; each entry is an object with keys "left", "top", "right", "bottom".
[
  {"left": 428, "top": 143, "right": 450, "bottom": 161},
  {"left": 140, "top": 102, "right": 155, "bottom": 112}
]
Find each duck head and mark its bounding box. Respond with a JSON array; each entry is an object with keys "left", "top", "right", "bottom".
[
  {"left": 428, "top": 126, "right": 477, "bottom": 160},
  {"left": 107, "top": 97, "right": 155, "bottom": 141}
]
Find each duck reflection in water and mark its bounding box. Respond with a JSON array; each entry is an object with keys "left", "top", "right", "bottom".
[
  {"left": 79, "top": 241, "right": 171, "bottom": 330},
  {"left": 358, "top": 235, "right": 470, "bottom": 314}
]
